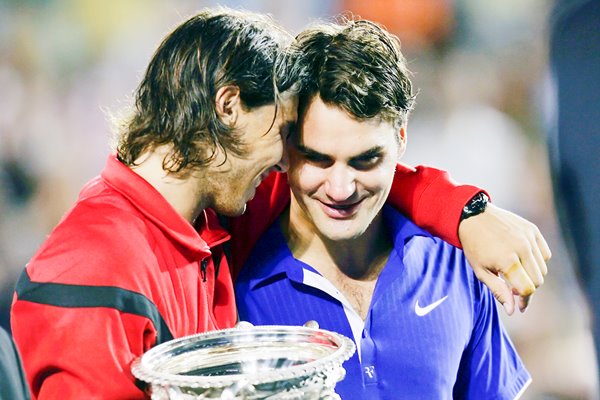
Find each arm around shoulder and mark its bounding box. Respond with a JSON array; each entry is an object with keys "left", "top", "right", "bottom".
[
  {"left": 388, "top": 164, "right": 551, "bottom": 315},
  {"left": 388, "top": 163, "right": 484, "bottom": 247}
]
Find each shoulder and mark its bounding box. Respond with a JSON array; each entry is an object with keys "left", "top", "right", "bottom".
[
  {"left": 236, "top": 218, "right": 295, "bottom": 291},
  {"left": 404, "top": 233, "right": 472, "bottom": 274},
  {"left": 409, "top": 237, "right": 501, "bottom": 330},
  {"left": 25, "top": 183, "right": 156, "bottom": 288},
  {"left": 403, "top": 235, "right": 484, "bottom": 310}
]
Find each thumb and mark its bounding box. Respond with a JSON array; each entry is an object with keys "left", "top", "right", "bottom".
[
  {"left": 303, "top": 320, "right": 319, "bottom": 329},
  {"left": 235, "top": 321, "right": 254, "bottom": 329}
]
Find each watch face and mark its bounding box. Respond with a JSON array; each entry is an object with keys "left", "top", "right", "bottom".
[{"left": 461, "top": 192, "right": 488, "bottom": 220}]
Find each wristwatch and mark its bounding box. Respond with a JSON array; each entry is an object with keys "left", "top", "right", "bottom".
[{"left": 460, "top": 192, "right": 489, "bottom": 221}]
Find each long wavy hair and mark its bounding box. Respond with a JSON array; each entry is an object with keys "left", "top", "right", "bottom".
[{"left": 117, "top": 8, "right": 292, "bottom": 175}]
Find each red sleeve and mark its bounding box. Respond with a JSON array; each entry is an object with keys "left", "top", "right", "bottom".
[
  {"left": 11, "top": 296, "right": 153, "bottom": 400},
  {"left": 228, "top": 172, "right": 291, "bottom": 279},
  {"left": 389, "top": 164, "right": 488, "bottom": 248}
]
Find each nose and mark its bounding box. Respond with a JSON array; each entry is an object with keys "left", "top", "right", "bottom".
[{"left": 324, "top": 165, "right": 356, "bottom": 201}]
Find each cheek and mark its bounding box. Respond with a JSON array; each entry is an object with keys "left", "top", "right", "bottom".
[
  {"left": 361, "top": 165, "right": 396, "bottom": 193},
  {"left": 265, "top": 135, "right": 284, "bottom": 163},
  {"left": 289, "top": 164, "right": 323, "bottom": 195},
  {"left": 266, "top": 145, "right": 282, "bottom": 165},
  {"left": 251, "top": 139, "right": 283, "bottom": 169}
]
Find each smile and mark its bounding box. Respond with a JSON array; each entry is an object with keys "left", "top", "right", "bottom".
[{"left": 319, "top": 199, "right": 363, "bottom": 219}]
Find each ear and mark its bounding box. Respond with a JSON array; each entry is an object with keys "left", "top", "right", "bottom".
[
  {"left": 215, "top": 85, "right": 241, "bottom": 127},
  {"left": 397, "top": 126, "right": 407, "bottom": 158}
]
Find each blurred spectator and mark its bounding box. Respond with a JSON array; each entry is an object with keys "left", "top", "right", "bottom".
[
  {"left": 549, "top": 0, "right": 600, "bottom": 389},
  {"left": 340, "top": 0, "right": 454, "bottom": 51}
]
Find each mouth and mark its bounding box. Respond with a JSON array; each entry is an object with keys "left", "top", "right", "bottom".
[
  {"left": 256, "top": 171, "right": 271, "bottom": 188},
  {"left": 247, "top": 171, "right": 271, "bottom": 202},
  {"left": 318, "top": 199, "right": 364, "bottom": 219},
  {"left": 259, "top": 171, "right": 269, "bottom": 183}
]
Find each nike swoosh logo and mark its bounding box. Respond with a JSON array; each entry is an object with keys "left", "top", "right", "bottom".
[{"left": 415, "top": 296, "right": 448, "bottom": 316}]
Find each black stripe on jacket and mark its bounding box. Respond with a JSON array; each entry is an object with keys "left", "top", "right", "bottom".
[{"left": 15, "top": 271, "right": 174, "bottom": 345}]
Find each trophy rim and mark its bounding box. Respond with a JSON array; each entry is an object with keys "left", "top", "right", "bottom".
[{"left": 131, "top": 325, "right": 356, "bottom": 390}]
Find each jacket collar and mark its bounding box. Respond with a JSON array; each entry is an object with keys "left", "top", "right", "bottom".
[{"left": 100, "top": 155, "right": 230, "bottom": 257}]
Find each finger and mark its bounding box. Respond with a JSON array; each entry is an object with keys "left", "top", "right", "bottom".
[
  {"left": 535, "top": 227, "right": 552, "bottom": 261},
  {"left": 235, "top": 321, "right": 254, "bottom": 329},
  {"left": 303, "top": 320, "right": 319, "bottom": 329},
  {"left": 503, "top": 297, "right": 516, "bottom": 316},
  {"left": 504, "top": 261, "right": 536, "bottom": 297},
  {"left": 476, "top": 269, "right": 516, "bottom": 315},
  {"left": 518, "top": 294, "right": 533, "bottom": 313},
  {"left": 519, "top": 294, "right": 532, "bottom": 312},
  {"left": 535, "top": 229, "right": 552, "bottom": 270},
  {"left": 531, "top": 240, "right": 548, "bottom": 278},
  {"left": 519, "top": 249, "right": 544, "bottom": 288}
]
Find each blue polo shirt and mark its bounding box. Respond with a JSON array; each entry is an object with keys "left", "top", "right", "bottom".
[{"left": 235, "top": 205, "right": 531, "bottom": 399}]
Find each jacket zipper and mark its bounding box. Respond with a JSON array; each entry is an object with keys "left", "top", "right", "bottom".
[{"left": 200, "top": 259, "right": 208, "bottom": 282}]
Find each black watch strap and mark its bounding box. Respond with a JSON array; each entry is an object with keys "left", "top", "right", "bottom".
[{"left": 460, "top": 192, "right": 489, "bottom": 221}]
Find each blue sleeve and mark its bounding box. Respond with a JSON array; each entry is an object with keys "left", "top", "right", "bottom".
[{"left": 453, "top": 265, "right": 532, "bottom": 399}]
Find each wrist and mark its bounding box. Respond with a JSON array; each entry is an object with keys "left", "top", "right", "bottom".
[{"left": 460, "top": 192, "right": 489, "bottom": 221}]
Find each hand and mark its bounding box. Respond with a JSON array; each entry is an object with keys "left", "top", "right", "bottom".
[
  {"left": 234, "top": 321, "right": 254, "bottom": 329},
  {"left": 235, "top": 320, "right": 320, "bottom": 328},
  {"left": 303, "top": 320, "right": 319, "bottom": 329},
  {"left": 458, "top": 203, "right": 551, "bottom": 315}
]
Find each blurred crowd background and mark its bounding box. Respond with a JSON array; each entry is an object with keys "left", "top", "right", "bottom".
[{"left": 0, "top": 0, "right": 596, "bottom": 398}]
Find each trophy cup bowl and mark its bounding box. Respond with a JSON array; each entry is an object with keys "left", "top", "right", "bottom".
[{"left": 131, "top": 325, "right": 356, "bottom": 399}]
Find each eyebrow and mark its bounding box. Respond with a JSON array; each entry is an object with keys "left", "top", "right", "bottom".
[
  {"left": 296, "top": 144, "right": 385, "bottom": 162},
  {"left": 350, "top": 146, "right": 385, "bottom": 162}
]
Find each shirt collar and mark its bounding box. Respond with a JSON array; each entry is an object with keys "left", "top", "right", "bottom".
[
  {"left": 245, "top": 219, "right": 304, "bottom": 289},
  {"left": 382, "top": 204, "right": 433, "bottom": 253},
  {"left": 247, "top": 204, "right": 433, "bottom": 289},
  {"left": 100, "top": 155, "right": 229, "bottom": 257}
]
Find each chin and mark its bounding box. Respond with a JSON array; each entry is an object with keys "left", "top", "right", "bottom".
[
  {"left": 215, "top": 203, "right": 247, "bottom": 217},
  {"left": 319, "top": 225, "right": 366, "bottom": 242}
]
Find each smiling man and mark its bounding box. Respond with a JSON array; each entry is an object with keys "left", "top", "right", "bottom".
[{"left": 236, "top": 19, "right": 532, "bottom": 399}]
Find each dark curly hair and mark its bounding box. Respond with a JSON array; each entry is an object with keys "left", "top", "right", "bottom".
[
  {"left": 117, "top": 8, "right": 292, "bottom": 174},
  {"left": 277, "top": 18, "right": 416, "bottom": 130}
]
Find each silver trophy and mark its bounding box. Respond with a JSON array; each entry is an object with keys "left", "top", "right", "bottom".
[{"left": 131, "top": 325, "right": 356, "bottom": 400}]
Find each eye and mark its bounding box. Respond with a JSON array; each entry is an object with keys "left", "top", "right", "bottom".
[{"left": 350, "top": 155, "right": 382, "bottom": 170}]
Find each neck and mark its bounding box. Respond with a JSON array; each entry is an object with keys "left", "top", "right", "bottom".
[{"left": 128, "top": 147, "right": 207, "bottom": 223}]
